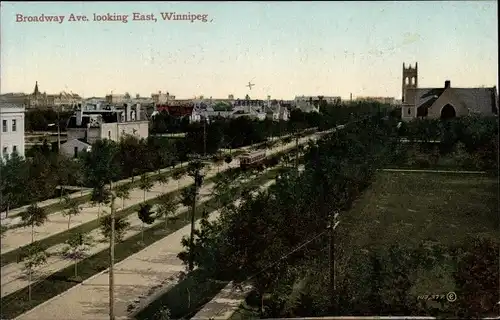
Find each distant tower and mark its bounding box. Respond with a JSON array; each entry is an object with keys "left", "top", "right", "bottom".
[
  {"left": 402, "top": 62, "right": 418, "bottom": 102},
  {"left": 33, "top": 81, "right": 39, "bottom": 96}
]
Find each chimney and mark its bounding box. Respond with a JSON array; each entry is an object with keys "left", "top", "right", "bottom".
[
  {"left": 445, "top": 80, "right": 451, "bottom": 89},
  {"left": 136, "top": 94, "right": 140, "bottom": 99},
  {"left": 126, "top": 103, "right": 132, "bottom": 121},
  {"left": 135, "top": 103, "right": 141, "bottom": 121},
  {"left": 76, "top": 109, "right": 83, "bottom": 126}
]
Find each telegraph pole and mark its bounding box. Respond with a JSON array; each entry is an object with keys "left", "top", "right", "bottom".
[
  {"left": 109, "top": 181, "right": 116, "bottom": 320},
  {"left": 328, "top": 210, "right": 340, "bottom": 315},
  {"left": 188, "top": 168, "right": 203, "bottom": 271},
  {"left": 57, "top": 106, "right": 61, "bottom": 151},
  {"left": 295, "top": 134, "right": 299, "bottom": 170},
  {"left": 203, "top": 118, "right": 207, "bottom": 157}
]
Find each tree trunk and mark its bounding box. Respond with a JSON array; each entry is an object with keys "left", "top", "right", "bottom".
[
  {"left": 122, "top": 198, "right": 125, "bottom": 210},
  {"left": 141, "top": 223, "right": 144, "bottom": 242},
  {"left": 67, "top": 215, "right": 71, "bottom": 230},
  {"left": 188, "top": 196, "right": 197, "bottom": 271},
  {"left": 143, "top": 190, "right": 146, "bottom": 203},
  {"left": 98, "top": 204, "right": 101, "bottom": 218},
  {"left": 187, "top": 287, "right": 191, "bottom": 308},
  {"left": 109, "top": 182, "right": 116, "bottom": 320},
  {"left": 164, "top": 217, "right": 168, "bottom": 230},
  {"left": 28, "top": 269, "right": 32, "bottom": 301},
  {"left": 261, "top": 295, "right": 264, "bottom": 315},
  {"left": 75, "top": 260, "right": 78, "bottom": 278},
  {"left": 31, "top": 223, "right": 34, "bottom": 244},
  {"left": 6, "top": 204, "right": 9, "bottom": 218}
]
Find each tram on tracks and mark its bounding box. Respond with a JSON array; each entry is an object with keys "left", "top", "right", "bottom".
[{"left": 239, "top": 150, "right": 267, "bottom": 170}]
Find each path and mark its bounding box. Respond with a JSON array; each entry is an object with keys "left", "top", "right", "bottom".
[
  {"left": 14, "top": 181, "right": 275, "bottom": 320},
  {"left": 0, "top": 182, "right": 215, "bottom": 298},
  {"left": 1, "top": 130, "right": 325, "bottom": 256},
  {"left": 1, "top": 131, "right": 301, "bottom": 222},
  {"left": 191, "top": 281, "right": 253, "bottom": 320},
  {"left": 379, "top": 168, "right": 486, "bottom": 174}
]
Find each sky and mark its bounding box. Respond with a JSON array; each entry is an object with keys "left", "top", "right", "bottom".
[{"left": 1, "top": 1, "right": 497, "bottom": 100}]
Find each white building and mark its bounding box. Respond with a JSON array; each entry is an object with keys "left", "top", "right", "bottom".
[
  {"left": 0, "top": 103, "right": 25, "bottom": 159},
  {"left": 294, "top": 95, "right": 341, "bottom": 111},
  {"left": 60, "top": 103, "right": 149, "bottom": 158},
  {"left": 151, "top": 91, "right": 175, "bottom": 104}
]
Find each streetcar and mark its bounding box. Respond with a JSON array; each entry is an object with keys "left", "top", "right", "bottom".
[{"left": 239, "top": 150, "right": 267, "bottom": 169}]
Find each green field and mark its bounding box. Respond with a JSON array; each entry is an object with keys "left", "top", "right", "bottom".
[
  {"left": 334, "top": 170, "right": 498, "bottom": 314},
  {"left": 336, "top": 171, "right": 498, "bottom": 250}
]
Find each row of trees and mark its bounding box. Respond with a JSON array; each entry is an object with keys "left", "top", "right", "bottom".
[
  {"left": 0, "top": 150, "right": 82, "bottom": 215},
  {"left": 24, "top": 108, "right": 73, "bottom": 132},
  {"left": 177, "top": 114, "right": 498, "bottom": 317},
  {"left": 396, "top": 116, "right": 498, "bottom": 171}
]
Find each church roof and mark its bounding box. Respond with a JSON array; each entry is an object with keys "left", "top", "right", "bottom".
[{"left": 412, "top": 86, "right": 497, "bottom": 115}]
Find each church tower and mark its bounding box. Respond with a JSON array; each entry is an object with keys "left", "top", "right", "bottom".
[
  {"left": 402, "top": 62, "right": 418, "bottom": 102},
  {"left": 33, "top": 81, "right": 39, "bottom": 96}
]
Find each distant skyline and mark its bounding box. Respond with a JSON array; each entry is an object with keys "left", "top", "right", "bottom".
[{"left": 1, "top": 1, "right": 497, "bottom": 100}]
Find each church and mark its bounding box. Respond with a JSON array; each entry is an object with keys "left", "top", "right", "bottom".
[{"left": 401, "top": 62, "right": 498, "bottom": 121}]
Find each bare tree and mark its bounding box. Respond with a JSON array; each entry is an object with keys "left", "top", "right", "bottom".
[
  {"left": 61, "top": 232, "right": 94, "bottom": 279},
  {"left": 22, "top": 243, "right": 47, "bottom": 301},
  {"left": 157, "top": 193, "right": 179, "bottom": 230},
  {"left": 62, "top": 195, "right": 82, "bottom": 230},
  {"left": 20, "top": 203, "right": 48, "bottom": 244},
  {"left": 115, "top": 183, "right": 131, "bottom": 210}
]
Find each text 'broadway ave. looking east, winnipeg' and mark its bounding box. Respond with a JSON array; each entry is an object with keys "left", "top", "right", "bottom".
[{"left": 15, "top": 12, "right": 212, "bottom": 24}]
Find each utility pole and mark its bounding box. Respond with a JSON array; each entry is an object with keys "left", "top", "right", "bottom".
[
  {"left": 328, "top": 210, "right": 340, "bottom": 315},
  {"left": 109, "top": 181, "right": 116, "bottom": 320},
  {"left": 203, "top": 118, "right": 207, "bottom": 157},
  {"left": 188, "top": 170, "right": 203, "bottom": 271},
  {"left": 57, "top": 106, "right": 61, "bottom": 151},
  {"left": 295, "top": 133, "right": 299, "bottom": 170}
]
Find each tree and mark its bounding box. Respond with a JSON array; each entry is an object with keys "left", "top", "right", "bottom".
[
  {"left": 1, "top": 225, "right": 7, "bottom": 238},
  {"left": 20, "top": 203, "right": 48, "bottom": 244},
  {"left": 22, "top": 243, "right": 47, "bottom": 301},
  {"left": 157, "top": 193, "right": 179, "bottom": 230},
  {"left": 172, "top": 170, "right": 184, "bottom": 190},
  {"left": 62, "top": 195, "right": 82, "bottom": 230},
  {"left": 100, "top": 215, "right": 131, "bottom": 243},
  {"left": 224, "top": 154, "right": 232, "bottom": 169},
  {"left": 91, "top": 186, "right": 111, "bottom": 218},
  {"left": 137, "top": 203, "right": 156, "bottom": 243},
  {"left": 212, "top": 176, "right": 235, "bottom": 209},
  {"left": 156, "top": 173, "right": 169, "bottom": 193},
  {"left": 212, "top": 154, "right": 224, "bottom": 174},
  {"left": 0, "top": 152, "right": 29, "bottom": 216},
  {"left": 115, "top": 183, "right": 131, "bottom": 210},
  {"left": 453, "top": 237, "right": 499, "bottom": 318},
  {"left": 81, "top": 139, "right": 121, "bottom": 188},
  {"left": 61, "top": 232, "right": 94, "bottom": 279},
  {"left": 139, "top": 173, "right": 154, "bottom": 203},
  {"left": 183, "top": 160, "right": 206, "bottom": 271}
]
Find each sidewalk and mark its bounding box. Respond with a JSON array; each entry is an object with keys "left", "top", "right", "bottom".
[
  {"left": 1, "top": 132, "right": 320, "bottom": 257},
  {"left": 191, "top": 282, "right": 253, "bottom": 320},
  {"left": 14, "top": 181, "right": 275, "bottom": 320},
  {"left": 0, "top": 183, "right": 215, "bottom": 298},
  {"left": 0, "top": 158, "right": 239, "bottom": 256},
  {"left": 2, "top": 129, "right": 317, "bottom": 222}
]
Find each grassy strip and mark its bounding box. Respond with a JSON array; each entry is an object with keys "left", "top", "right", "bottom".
[
  {"left": 6, "top": 166, "right": 187, "bottom": 222},
  {"left": 1, "top": 144, "right": 299, "bottom": 266},
  {"left": 7, "top": 131, "right": 304, "bottom": 220},
  {"left": 1, "top": 167, "right": 201, "bottom": 267},
  {"left": 0, "top": 169, "right": 280, "bottom": 319}
]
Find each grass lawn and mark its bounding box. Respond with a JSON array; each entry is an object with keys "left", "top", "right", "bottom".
[
  {"left": 334, "top": 171, "right": 498, "bottom": 312},
  {"left": 0, "top": 169, "right": 281, "bottom": 320},
  {"left": 336, "top": 171, "right": 498, "bottom": 250}
]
